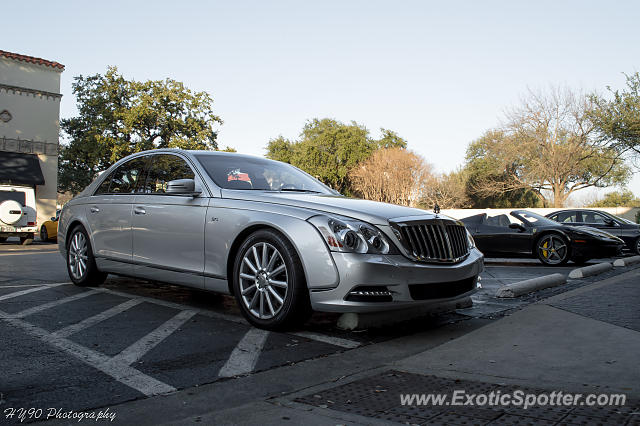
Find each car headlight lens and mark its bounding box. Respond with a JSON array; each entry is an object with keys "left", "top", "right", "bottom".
[
  {"left": 308, "top": 215, "right": 396, "bottom": 254},
  {"left": 466, "top": 228, "right": 476, "bottom": 249}
]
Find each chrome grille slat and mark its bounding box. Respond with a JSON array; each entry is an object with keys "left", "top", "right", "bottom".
[{"left": 397, "top": 221, "right": 470, "bottom": 263}]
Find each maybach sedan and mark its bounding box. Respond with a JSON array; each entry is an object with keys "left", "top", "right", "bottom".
[{"left": 59, "top": 150, "right": 483, "bottom": 329}]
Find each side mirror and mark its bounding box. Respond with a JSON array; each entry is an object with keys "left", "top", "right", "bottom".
[
  {"left": 605, "top": 219, "right": 616, "bottom": 226},
  {"left": 509, "top": 223, "right": 525, "bottom": 232},
  {"left": 50, "top": 217, "right": 56, "bottom": 221},
  {"left": 166, "top": 179, "right": 201, "bottom": 196}
]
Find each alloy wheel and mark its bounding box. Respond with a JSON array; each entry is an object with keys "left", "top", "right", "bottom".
[
  {"left": 537, "top": 234, "right": 568, "bottom": 265},
  {"left": 68, "top": 231, "right": 89, "bottom": 280},
  {"left": 238, "top": 242, "right": 288, "bottom": 320}
]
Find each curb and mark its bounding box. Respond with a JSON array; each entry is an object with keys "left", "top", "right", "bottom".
[
  {"left": 495, "top": 273, "right": 566, "bottom": 298},
  {"left": 568, "top": 262, "right": 613, "bottom": 279},
  {"left": 613, "top": 256, "right": 640, "bottom": 267},
  {"left": 336, "top": 297, "right": 473, "bottom": 330}
]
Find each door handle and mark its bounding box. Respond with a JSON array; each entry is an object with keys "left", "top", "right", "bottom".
[
  {"left": 90, "top": 206, "right": 100, "bottom": 213},
  {"left": 134, "top": 206, "right": 146, "bottom": 215}
]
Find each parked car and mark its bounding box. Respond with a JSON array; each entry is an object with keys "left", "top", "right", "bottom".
[
  {"left": 461, "top": 210, "right": 624, "bottom": 265},
  {"left": 40, "top": 209, "right": 60, "bottom": 242},
  {"left": 58, "top": 149, "right": 483, "bottom": 329},
  {"left": 0, "top": 184, "right": 38, "bottom": 245},
  {"left": 546, "top": 209, "right": 640, "bottom": 255}
]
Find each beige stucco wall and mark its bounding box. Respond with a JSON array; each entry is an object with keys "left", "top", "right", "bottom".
[{"left": 0, "top": 56, "right": 63, "bottom": 227}]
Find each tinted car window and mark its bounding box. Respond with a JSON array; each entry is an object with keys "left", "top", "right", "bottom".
[
  {"left": 583, "top": 212, "right": 609, "bottom": 224},
  {"left": 95, "top": 157, "right": 148, "bottom": 195},
  {"left": 555, "top": 212, "right": 578, "bottom": 223},
  {"left": 141, "top": 154, "right": 195, "bottom": 194},
  {"left": 0, "top": 190, "right": 26, "bottom": 206}
]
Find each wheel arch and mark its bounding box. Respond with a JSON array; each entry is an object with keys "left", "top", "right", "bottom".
[
  {"left": 226, "top": 224, "right": 306, "bottom": 295},
  {"left": 531, "top": 230, "right": 571, "bottom": 256}
]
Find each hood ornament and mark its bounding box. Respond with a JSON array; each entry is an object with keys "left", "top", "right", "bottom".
[{"left": 433, "top": 204, "right": 440, "bottom": 215}]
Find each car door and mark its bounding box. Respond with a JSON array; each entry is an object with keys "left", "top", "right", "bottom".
[
  {"left": 473, "top": 214, "right": 516, "bottom": 256},
  {"left": 582, "top": 211, "right": 621, "bottom": 237},
  {"left": 85, "top": 156, "right": 149, "bottom": 275},
  {"left": 131, "top": 153, "right": 208, "bottom": 288}
]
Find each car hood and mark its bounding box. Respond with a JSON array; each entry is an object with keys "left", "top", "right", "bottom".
[{"left": 220, "top": 190, "right": 442, "bottom": 225}]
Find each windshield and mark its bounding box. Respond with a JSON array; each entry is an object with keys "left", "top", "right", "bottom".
[
  {"left": 512, "top": 210, "right": 559, "bottom": 227},
  {"left": 194, "top": 154, "right": 336, "bottom": 194}
]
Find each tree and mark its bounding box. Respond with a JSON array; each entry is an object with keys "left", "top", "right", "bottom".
[
  {"left": 349, "top": 147, "right": 432, "bottom": 206},
  {"left": 588, "top": 189, "right": 640, "bottom": 207},
  {"left": 590, "top": 72, "right": 640, "bottom": 156},
  {"left": 418, "top": 170, "right": 473, "bottom": 209},
  {"left": 265, "top": 118, "right": 407, "bottom": 194},
  {"left": 464, "top": 87, "right": 631, "bottom": 207},
  {"left": 58, "top": 66, "right": 223, "bottom": 194}
]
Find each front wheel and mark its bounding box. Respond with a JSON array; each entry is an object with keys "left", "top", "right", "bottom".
[
  {"left": 66, "top": 226, "right": 107, "bottom": 286},
  {"left": 232, "top": 230, "right": 310, "bottom": 330},
  {"left": 536, "top": 234, "right": 569, "bottom": 266},
  {"left": 634, "top": 237, "right": 640, "bottom": 256}
]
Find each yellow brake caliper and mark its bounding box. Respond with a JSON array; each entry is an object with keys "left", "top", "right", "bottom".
[{"left": 542, "top": 241, "right": 549, "bottom": 258}]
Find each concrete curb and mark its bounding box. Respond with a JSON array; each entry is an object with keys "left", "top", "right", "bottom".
[
  {"left": 568, "top": 262, "right": 613, "bottom": 279},
  {"left": 495, "top": 273, "right": 566, "bottom": 298},
  {"left": 613, "top": 256, "right": 640, "bottom": 267},
  {"left": 336, "top": 297, "right": 473, "bottom": 330}
]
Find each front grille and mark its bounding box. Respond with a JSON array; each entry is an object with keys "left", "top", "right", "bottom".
[
  {"left": 396, "top": 220, "right": 469, "bottom": 262},
  {"left": 409, "top": 277, "right": 476, "bottom": 300}
]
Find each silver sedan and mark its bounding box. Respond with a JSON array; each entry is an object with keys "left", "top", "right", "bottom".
[{"left": 59, "top": 149, "right": 483, "bottom": 329}]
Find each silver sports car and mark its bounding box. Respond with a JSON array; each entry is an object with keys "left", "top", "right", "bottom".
[{"left": 59, "top": 149, "right": 483, "bottom": 329}]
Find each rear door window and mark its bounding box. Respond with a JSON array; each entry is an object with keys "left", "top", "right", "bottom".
[
  {"left": 0, "top": 190, "right": 26, "bottom": 206},
  {"left": 94, "top": 156, "right": 149, "bottom": 195}
]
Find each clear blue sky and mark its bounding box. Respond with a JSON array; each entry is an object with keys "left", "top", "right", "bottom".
[{"left": 5, "top": 0, "right": 640, "bottom": 201}]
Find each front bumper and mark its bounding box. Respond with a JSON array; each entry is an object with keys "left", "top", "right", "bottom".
[
  {"left": 570, "top": 241, "right": 624, "bottom": 259},
  {"left": 309, "top": 248, "right": 484, "bottom": 313}
]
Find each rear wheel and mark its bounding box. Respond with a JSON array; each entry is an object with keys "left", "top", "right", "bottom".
[
  {"left": 66, "top": 225, "right": 107, "bottom": 286},
  {"left": 40, "top": 226, "right": 49, "bottom": 242},
  {"left": 20, "top": 233, "right": 34, "bottom": 245},
  {"left": 232, "top": 229, "right": 310, "bottom": 330},
  {"left": 634, "top": 237, "right": 640, "bottom": 255},
  {"left": 536, "top": 233, "right": 569, "bottom": 266}
]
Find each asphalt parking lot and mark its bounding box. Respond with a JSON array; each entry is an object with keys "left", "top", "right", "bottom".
[{"left": 0, "top": 239, "right": 633, "bottom": 422}]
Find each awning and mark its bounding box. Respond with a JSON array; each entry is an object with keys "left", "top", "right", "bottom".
[{"left": 0, "top": 151, "right": 45, "bottom": 186}]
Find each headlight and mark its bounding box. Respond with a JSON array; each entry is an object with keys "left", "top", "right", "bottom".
[
  {"left": 308, "top": 215, "right": 397, "bottom": 254},
  {"left": 466, "top": 228, "right": 476, "bottom": 249}
]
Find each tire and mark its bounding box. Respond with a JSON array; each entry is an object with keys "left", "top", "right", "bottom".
[
  {"left": 40, "top": 226, "right": 49, "bottom": 242},
  {"left": 20, "top": 233, "right": 34, "bottom": 245},
  {"left": 0, "top": 237, "right": 6, "bottom": 243},
  {"left": 536, "top": 233, "right": 570, "bottom": 266},
  {"left": 66, "top": 225, "right": 107, "bottom": 286},
  {"left": 232, "top": 229, "right": 311, "bottom": 330},
  {"left": 634, "top": 237, "right": 640, "bottom": 256}
]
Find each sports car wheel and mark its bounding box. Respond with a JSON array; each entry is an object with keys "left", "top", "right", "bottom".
[
  {"left": 66, "top": 226, "right": 107, "bottom": 286},
  {"left": 635, "top": 237, "right": 640, "bottom": 255},
  {"left": 40, "top": 225, "right": 49, "bottom": 242},
  {"left": 233, "top": 229, "right": 310, "bottom": 330},
  {"left": 536, "top": 234, "right": 569, "bottom": 266}
]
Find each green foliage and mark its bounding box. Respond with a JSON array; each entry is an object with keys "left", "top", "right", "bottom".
[
  {"left": 266, "top": 118, "right": 407, "bottom": 194},
  {"left": 588, "top": 189, "right": 640, "bottom": 207},
  {"left": 591, "top": 72, "right": 640, "bottom": 155},
  {"left": 59, "top": 66, "right": 222, "bottom": 194}
]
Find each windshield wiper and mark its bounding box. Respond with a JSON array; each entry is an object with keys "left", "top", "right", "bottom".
[{"left": 278, "top": 188, "right": 322, "bottom": 193}]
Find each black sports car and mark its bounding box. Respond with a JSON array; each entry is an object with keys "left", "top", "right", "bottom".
[
  {"left": 461, "top": 210, "right": 625, "bottom": 265},
  {"left": 546, "top": 209, "right": 640, "bottom": 255}
]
